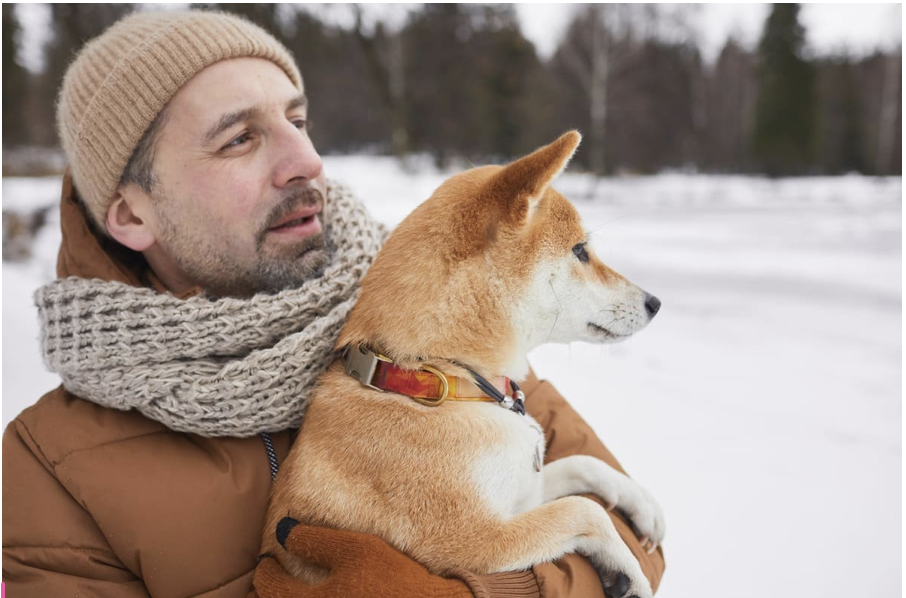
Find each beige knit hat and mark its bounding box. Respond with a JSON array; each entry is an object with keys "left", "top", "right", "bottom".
[{"left": 57, "top": 10, "right": 303, "bottom": 228}]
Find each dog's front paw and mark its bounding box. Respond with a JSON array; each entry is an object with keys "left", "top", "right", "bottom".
[
  {"left": 593, "top": 551, "right": 653, "bottom": 598},
  {"left": 606, "top": 480, "right": 666, "bottom": 553},
  {"left": 602, "top": 571, "right": 653, "bottom": 598}
]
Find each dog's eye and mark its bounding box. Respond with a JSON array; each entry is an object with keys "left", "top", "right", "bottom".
[{"left": 572, "top": 243, "right": 589, "bottom": 263}]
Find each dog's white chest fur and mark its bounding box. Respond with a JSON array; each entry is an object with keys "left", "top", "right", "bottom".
[{"left": 470, "top": 408, "right": 546, "bottom": 520}]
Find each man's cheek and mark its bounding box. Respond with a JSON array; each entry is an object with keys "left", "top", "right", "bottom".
[{"left": 190, "top": 178, "right": 256, "bottom": 218}]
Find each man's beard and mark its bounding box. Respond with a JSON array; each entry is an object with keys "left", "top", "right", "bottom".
[{"left": 152, "top": 187, "right": 331, "bottom": 297}]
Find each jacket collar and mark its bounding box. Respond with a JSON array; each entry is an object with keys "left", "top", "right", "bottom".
[{"left": 57, "top": 169, "right": 201, "bottom": 299}]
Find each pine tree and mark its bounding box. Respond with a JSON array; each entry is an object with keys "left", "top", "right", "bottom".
[
  {"left": 3, "top": 4, "right": 29, "bottom": 150},
  {"left": 834, "top": 60, "right": 865, "bottom": 174},
  {"left": 36, "top": 4, "right": 135, "bottom": 146},
  {"left": 706, "top": 39, "right": 757, "bottom": 172},
  {"left": 402, "top": 4, "right": 541, "bottom": 165},
  {"left": 191, "top": 4, "right": 287, "bottom": 43},
  {"left": 751, "top": 3, "right": 816, "bottom": 176}
]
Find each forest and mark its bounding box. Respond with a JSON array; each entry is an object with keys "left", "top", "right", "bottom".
[{"left": 2, "top": 3, "right": 902, "bottom": 176}]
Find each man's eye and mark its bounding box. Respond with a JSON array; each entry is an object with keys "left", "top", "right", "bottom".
[
  {"left": 572, "top": 243, "right": 589, "bottom": 263},
  {"left": 225, "top": 132, "right": 250, "bottom": 149},
  {"left": 293, "top": 119, "right": 312, "bottom": 131}
]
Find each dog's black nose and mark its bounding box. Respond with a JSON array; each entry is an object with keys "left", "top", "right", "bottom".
[{"left": 644, "top": 294, "right": 661, "bottom": 318}]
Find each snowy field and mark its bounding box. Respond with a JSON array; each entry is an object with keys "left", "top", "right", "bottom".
[{"left": 2, "top": 157, "right": 902, "bottom": 597}]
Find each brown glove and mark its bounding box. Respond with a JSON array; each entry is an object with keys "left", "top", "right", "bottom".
[{"left": 254, "top": 518, "right": 541, "bottom": 598}]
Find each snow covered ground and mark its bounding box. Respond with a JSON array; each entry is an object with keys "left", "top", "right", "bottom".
[{"left": 2, "top": 157, "right": 902, "bottom": 597}]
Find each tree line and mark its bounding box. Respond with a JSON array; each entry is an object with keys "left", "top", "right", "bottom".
[{"left": 2, "top": 3, "right": 901, "bottom": 176}]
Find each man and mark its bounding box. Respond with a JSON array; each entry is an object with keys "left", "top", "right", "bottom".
[{"left": 2, "top": 10, "right": 664, "bottom": 598}]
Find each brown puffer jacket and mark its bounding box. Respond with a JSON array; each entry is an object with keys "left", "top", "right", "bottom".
[{"left": 2, "top": 174, "right": 665, "bottom": 598}]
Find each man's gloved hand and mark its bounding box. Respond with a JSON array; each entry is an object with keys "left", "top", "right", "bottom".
[{"left": 254, "top": 518, "right": 474, "bottom": 598}]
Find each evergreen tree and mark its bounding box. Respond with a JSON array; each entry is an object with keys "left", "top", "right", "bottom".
[
  {"left": 467, "top": 4, "right": 543, "bottom": 159},
  {"left": 2, "top": 4, "right": 29, "bottom": 150},
  {"left": 285, "top": 9, "right": 389, "bottom": 154},
  {"left": 191, "top": 4, "right": 287, "bottom": 43},
  {"left": 836, "top": 63, "right": 864, "bottom": 173},
  {"left": 706, "top": 39, "right": 757, "bottom": 172},
  {"left": 751, "top": 3, "right": 816, "bottom": 176},
  {"left": 37, "top": 4, "right": 135, "bottom": 145},
  {"left": 816, "top": 58, "right": 865, "bottom": 174},
  {"left": 402, "top": 4, "right": 480, "bottom": 164},
  {"left": 350, "top": 6, "right": 410, "bottom": 158}
]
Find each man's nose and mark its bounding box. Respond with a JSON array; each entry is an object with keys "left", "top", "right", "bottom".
[{"left": 273, "top": 124, "right": 323, "bottom": 187}]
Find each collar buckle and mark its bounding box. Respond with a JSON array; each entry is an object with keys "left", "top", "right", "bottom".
[{"left": 343, "top": 345, "right": 391, "bottom": 391}]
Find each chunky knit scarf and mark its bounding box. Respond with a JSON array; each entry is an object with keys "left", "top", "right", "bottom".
[{"left": 35, "top": 184, "right": 386, "bottom": 437}]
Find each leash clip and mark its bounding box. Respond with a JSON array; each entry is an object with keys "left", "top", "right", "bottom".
[{"left": 510, "top": 389, "right": 527, "bottom": 415}]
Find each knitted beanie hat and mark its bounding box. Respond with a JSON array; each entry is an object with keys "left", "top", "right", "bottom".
[{"left": 56, "top": 10, "right": 303, "bottom": 228}]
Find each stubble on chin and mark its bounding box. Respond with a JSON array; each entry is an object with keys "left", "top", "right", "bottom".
[
  {"left": 251, "top": 226, "right": 331, "bottom": 294},
  {"left": 153, "top": 189, "right": 332, "bottom": 298}
]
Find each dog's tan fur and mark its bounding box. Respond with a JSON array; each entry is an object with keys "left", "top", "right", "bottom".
[{"left": 262, "top": 132, "right": 664, "bottom": 596}]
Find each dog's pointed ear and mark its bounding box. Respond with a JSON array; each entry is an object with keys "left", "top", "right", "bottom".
[{"left": 485, "top": 130, "right": 581, "bottom": 223}]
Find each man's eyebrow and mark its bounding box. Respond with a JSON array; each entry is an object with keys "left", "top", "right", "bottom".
[
  {"left": 203, "top": 107, "right": 259, "bottom": 145},
  {"left": 287, "top": 94, "right": 307, "bottom": 112},
  {"left": 203, "top": 95, "right": 307, "bottom": 145}
]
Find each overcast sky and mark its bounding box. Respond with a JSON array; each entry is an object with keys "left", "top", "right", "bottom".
[
  {"left": 14, "top": 3, "right": 904, "bottom": 72},
  {"left": 514, "top": 3, "right": 902, "bottom": 63}
]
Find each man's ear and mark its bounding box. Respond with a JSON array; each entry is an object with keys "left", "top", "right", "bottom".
[{"left": 106, "top": 188, "right": 157, "bottom": 252}]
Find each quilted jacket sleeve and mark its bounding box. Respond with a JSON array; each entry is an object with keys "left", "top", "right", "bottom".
[
  {"left": 2, "top": 420, "right": 150, "bottom": 598},
  {"left": 522, "top": 370, "right": 666, "bottom": 594}
]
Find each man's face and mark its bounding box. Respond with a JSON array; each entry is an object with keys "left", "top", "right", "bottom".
[{"left": 139, "top": 57, "right": 328, "bottom": 297}]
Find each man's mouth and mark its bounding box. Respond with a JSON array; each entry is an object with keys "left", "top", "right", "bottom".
[{"left": 266, "top": 205, "right": 323, "bottom": 237}]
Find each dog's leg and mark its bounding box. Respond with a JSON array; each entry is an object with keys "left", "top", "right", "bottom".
[
  {"left": 448, "top": 496, "right": 651, "bottom": 598},
  {"left": 542, "top": 455, "right": 665, "bottom": 550}
]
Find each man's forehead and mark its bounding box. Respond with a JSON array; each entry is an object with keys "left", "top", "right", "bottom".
[{"left": 164, "top": 58, "right": 303, "bottom": 130}]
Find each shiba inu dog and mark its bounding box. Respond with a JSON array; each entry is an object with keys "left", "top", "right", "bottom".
[{"left": 262, "top": 131, "right": 665, "bottom": 598}]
